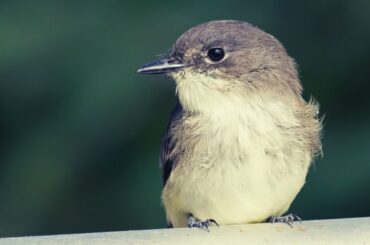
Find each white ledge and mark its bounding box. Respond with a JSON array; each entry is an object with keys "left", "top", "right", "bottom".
[{"left": 1, "top": 217, "right": 369, "bottom": 244}]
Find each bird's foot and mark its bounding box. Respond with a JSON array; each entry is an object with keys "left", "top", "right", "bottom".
[
  {"left": 187, "top": 214, "right": 219, "bottom": 231},
  {"left": 268, "top": 213, "right": 302, "bottom": 227}
]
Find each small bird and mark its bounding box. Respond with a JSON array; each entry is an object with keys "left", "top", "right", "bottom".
[{"left": 137, "top": 20, "right": 322, "bottom": 229}]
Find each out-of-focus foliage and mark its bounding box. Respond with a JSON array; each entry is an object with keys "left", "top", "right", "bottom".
[{"left": 0, "top": 0, "right": 369, "bottom": 237}]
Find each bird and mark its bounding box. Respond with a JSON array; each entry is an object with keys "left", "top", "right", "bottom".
[{"left": 137, "top": 20, "right": 322, "bottom": 230}]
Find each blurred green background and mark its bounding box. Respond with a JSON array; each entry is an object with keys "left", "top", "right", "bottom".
[{"left": 0, "top": 0, "right": 369, "bottom": 237}]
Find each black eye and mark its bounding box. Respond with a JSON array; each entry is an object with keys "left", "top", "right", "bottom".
[{"left": 207, "top": 47, "right": 225, "bottom": 62}]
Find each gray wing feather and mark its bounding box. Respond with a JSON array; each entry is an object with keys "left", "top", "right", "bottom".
[{"left": 160, "top": 102, "right": 183, "bottom": 187}]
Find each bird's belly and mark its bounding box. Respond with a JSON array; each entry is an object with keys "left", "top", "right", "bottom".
[{"left": 162, "top": 154, "right": 309, "bottom": 227}]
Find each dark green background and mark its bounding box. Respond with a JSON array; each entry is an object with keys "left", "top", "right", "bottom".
[{"left": 0, "top": 0, "right": 369, "bottom": 237}]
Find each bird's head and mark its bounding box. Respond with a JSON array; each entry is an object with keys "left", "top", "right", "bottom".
[{"left": 138, "top": 20, "right": 302, "bottom": 112}]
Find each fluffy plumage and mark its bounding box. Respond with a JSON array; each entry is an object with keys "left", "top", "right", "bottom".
[{"left": 155, "top": 20, "right": 322, "bottom": 227}]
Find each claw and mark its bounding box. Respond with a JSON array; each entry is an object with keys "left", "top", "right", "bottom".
[
  {"left": 269, "top": 213, "right": 302, "bottom": 228},
  {"left": 187, "top": 214, "right": 219, "bottom": 231},
  {"left": 209, "top": 219, "right": 219, "bottom": 227}
]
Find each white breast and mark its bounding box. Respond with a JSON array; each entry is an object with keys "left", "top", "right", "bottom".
[{"left": 162, "top": 72, "right": 311, "bottom": 227}]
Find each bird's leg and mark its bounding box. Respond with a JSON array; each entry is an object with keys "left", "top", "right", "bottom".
[
  {"left": 268, "top": 213, "right": 302, "bottom": 227},
  {"left": 187, "top": 213, "right": 219, "bottom": 231}
]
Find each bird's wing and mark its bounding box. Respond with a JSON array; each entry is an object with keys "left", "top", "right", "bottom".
[{"left": 160, "top": 102, "right": 183, "bottom": 187}]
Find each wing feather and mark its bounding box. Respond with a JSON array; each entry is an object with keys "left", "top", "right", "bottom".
[{"left": 160, "top": 102, "right": 183, "bottom": 186}]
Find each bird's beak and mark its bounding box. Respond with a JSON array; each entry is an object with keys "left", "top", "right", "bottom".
[{"left": 137, "top": 56, "right": 185, "bottom": 75}]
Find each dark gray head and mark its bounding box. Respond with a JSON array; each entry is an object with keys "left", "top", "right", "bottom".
[{"left": 138, "top": 20, "right": 302, "bottom": 96}]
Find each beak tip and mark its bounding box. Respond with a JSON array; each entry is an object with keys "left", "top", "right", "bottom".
[{"left": 136, "top": 66, "right": 150, "bottom": 74}]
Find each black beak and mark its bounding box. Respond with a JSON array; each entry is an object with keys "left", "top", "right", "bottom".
[{"left": 137, "top": 56, "right": 185, "bottom": 75}]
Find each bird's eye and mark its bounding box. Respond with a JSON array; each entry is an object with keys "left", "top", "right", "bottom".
[{"left": 207, "top": 47, "right": 225, "bottom": 62}]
